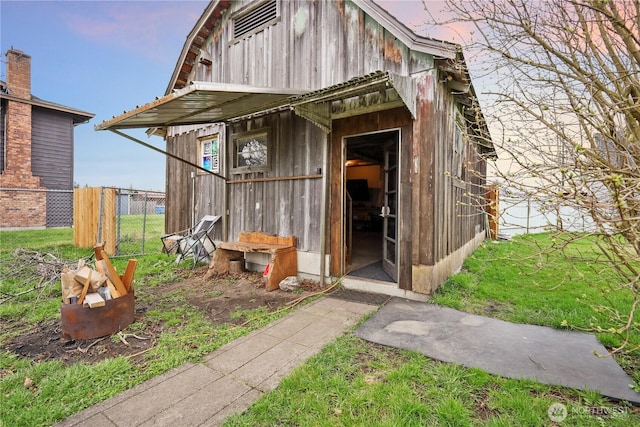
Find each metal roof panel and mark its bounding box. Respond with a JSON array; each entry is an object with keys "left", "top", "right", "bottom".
[{"left": 95, "top": 81, "right": 307, "bottom": 131}]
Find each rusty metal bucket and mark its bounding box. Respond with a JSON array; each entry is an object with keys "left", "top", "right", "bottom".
[{"left": 60, "top": 292, "right": 135, "bottom": 340}]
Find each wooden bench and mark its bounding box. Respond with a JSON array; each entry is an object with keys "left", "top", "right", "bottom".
[{"left": 209, "top": 231, "right": 297, "bottom": 291}]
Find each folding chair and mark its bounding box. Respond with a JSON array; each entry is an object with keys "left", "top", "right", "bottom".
[{"left": 161, "top": 215, "right": 221, "bottom": 265}]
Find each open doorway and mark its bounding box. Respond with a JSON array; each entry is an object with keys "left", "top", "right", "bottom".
[{"left": 344, "top": 129, "right": 399, "bottom": 283}]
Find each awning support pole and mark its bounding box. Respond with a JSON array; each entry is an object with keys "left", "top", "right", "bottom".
[
  {"left": 108, "top": 129, "right": 228, "bottom": 182},
  {"left": 319, "top": 129, "right": 330, "bottom": 287}
]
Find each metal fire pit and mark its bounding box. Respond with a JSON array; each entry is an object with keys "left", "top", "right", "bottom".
[{"left": 61, "top": 292, "right": 135, "bottom": 340}]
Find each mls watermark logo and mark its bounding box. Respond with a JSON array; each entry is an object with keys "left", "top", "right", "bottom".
[
  {"left": 547, "top": 402, "right": 629, "bottom": 422},
  {"left": 548, "top": 403, "right": 568, "bottom": 422}
]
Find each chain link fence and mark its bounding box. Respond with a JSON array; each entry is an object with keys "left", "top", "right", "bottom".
[
  {"left": 0, "top": 187, "right": 166, "bottom": 258},
  {"left": 111, "top": 188, "right": 166, "bottom": 257}
]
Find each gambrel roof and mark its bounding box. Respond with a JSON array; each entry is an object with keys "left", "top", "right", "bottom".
[
  {"left": 165, "top": 0, "right": 460, "bottom": 95},
  {"left": 96, "top": 0, "right": 494, "bottom": 156}
]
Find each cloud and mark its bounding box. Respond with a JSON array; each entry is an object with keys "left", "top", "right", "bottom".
[{"left": 60, "top": 1, "right": 206, "bottom": 62}]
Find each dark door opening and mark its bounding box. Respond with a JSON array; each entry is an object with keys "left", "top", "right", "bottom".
[{"left": 344, "top": 130, "right": 399, "bottom": 283}]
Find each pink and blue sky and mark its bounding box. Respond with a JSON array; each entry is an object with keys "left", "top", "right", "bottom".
[{"left": 1, "top": 1, "right": 457, "bottom": 191}]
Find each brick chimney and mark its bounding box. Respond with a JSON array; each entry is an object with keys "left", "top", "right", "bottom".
[
  {"left": 1, "top": 49, "right": 40, "bottom": 188},
  {"left": 6, "top": 49, "right": 31, "bottom": 98}
]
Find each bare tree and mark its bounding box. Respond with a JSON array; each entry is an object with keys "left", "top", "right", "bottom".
[{"left": 437, "top": 0, "right": 640, "bottom": 353}]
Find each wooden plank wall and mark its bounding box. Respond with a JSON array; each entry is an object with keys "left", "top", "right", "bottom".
[
  {"left": 412, "top": 73, "right": 436, "bottom": 267},
  {"left": 73, "top": 187, "right": 116, "bottom": 254},
  {"left": 166, "top": 113, "right": 324, "bottom": 250},
  {"left": 165, "top": 124, "right": 226, "bottom": 240},
  {"left": 196, "top": 1, "right": 433, "bottom": 92},
  {"left": 165, "top": 0, "right": 491, "bottom": 275},
  {"left": 165, "top": 132, "right": 196, "bottom": 235},
  {"left": 226, "top": 111, "right": 324, "bottom": 251},
  {"left": 426, "top": 79, "right": 488, "bottom": 265},
  {"left": 167, "top": 0, "right": 441, "bottom": 251},
  {"left": 193, "top": 125, "right": 226, "bottom": 241}
]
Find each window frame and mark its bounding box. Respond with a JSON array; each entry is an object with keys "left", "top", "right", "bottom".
[
  {"left": 230, "top": 127, "right": 272, "bottom": 174},
  {"left": 198, "top": 134, "right": 220, "bottom": 175},
  {"left": 453, "top": 111, "right": 468, "bottom": 185}
]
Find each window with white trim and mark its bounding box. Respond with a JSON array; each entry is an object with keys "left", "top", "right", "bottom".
[{"left": 199, "top": 135, "right": 220, "bottom": 174}]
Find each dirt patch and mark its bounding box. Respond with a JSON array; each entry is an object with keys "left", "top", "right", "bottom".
[
  {"left": 2, "top": 267, "right": 322, "bottom": 366},
  {"left": 477, "top": 299, "right": 515, "bottom": 317}
]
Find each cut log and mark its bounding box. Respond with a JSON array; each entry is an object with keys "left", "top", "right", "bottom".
[
  {"left": 93, "top": 244, "right": 106, "bottom": 260},
  {"left": 61, "top": 272, "right": 73, "bottom": 304},
  {"left": 106, "top": 279, "right": 120, "bottom": 299},
  {"left": 83, "top": 292, "right": 106, "bottom": 308},
  {"left": 95, "top": 260, "right": 106, "bottom": 275},
  {"left": 98, "top": 249, "right": 127, "bottom": 297},
  {"left": 229, "top": 259, "right": 244, "bottom": 274},
  {"left": 121, "top": 259, "right": 138, "bottom": 293},
  {"left": 74, "top": 266, "right": 107, "bottom": 291},
  {"left": 61, "top": 270, "right": 82, "bottom": 304},
  {"left": 77, "top": 270, "right": 92, "bottom": 305}
]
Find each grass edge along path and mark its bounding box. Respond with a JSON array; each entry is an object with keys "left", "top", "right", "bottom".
[
  {"left": 225, "top": 233, "right": 639, "bottom": 425},
  {"left": 224, "top": 334, "right": 639, "bottom": 426}
]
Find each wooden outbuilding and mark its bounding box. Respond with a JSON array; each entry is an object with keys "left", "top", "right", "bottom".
[{"left": 96, "top": 0, "right": 495, "bottom": 299}]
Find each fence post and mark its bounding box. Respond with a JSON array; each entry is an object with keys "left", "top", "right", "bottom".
[
  {"left": 97, "top": 187, "right": 104, "bottom": 244},
  {"left": 526, "top": 197, "right": 531, "bottom": 234},
  {"left": 486, "top": 184, "right": 500, "bottom": 239},
  {"left": 142, "top": 192, "right": 148, "bottom": 254},
  {"left": 116, "top": 189, "right": 122, "bottom": 256}
]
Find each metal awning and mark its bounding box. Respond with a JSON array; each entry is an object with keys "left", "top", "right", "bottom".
[
  {"left": 94, "top": 81, "right": 307, "bottom": 131},
  {"left": 290, "top": 71, "right": 413, "bottom": 132}
]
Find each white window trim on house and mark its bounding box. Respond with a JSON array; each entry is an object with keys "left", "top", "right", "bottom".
[{"left": 198, "top": 134, "right": 220, "bottom": 175}]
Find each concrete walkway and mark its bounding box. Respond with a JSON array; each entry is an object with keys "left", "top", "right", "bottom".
[{"left": 56, "top": 296, "right": 377, "bottom": 427}]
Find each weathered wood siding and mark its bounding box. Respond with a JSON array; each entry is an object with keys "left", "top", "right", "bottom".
[
  {"left": 165, "top": 133, "right": 190, "bottom": 235},
  {"left": 168, "top": 0, "right": 435, "bottom": 243},
  {"left": 194, "top": 0, "right": 433, "bottom": 91},
  {"left": 164, "top": 0, "right": 489, "bottom": 290},
  {"left": 412, "top": 72, "right": 487, "bottom": 268},
  {"left": 226, "top": 112, "right": 324, "bottom": 251},
  {"left": 165, "top": 124, "right": 226, "bottom": 239},
  {"left": 166, "top": 113, "right": 324, "bottom": 251}
]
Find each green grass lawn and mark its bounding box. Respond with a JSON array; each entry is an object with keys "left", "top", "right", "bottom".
[
  {"left": 225, "top": 335, "right": 636, "bottom": 426},
  {"left": 432, "top": 234, "right": 640, "bottom": 354},
  {"left": 0, "top": 227, "right": 295, "bottom": 427},
  {"left": 224, "top": 233, "right": 640, "bottom": 426},
  {"left": 1, "top": 230, "right": 639, "bottom": 426},
  {"left": 0, "top": 213, "right": 166, "bottom": 258},
  {"left": 114, "top": 214, "right": 166, "bottom": 255}
]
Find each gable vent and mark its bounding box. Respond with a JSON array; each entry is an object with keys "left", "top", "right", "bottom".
[{"left": 234, "top": 0, "right": 278, "bottom": 39}]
